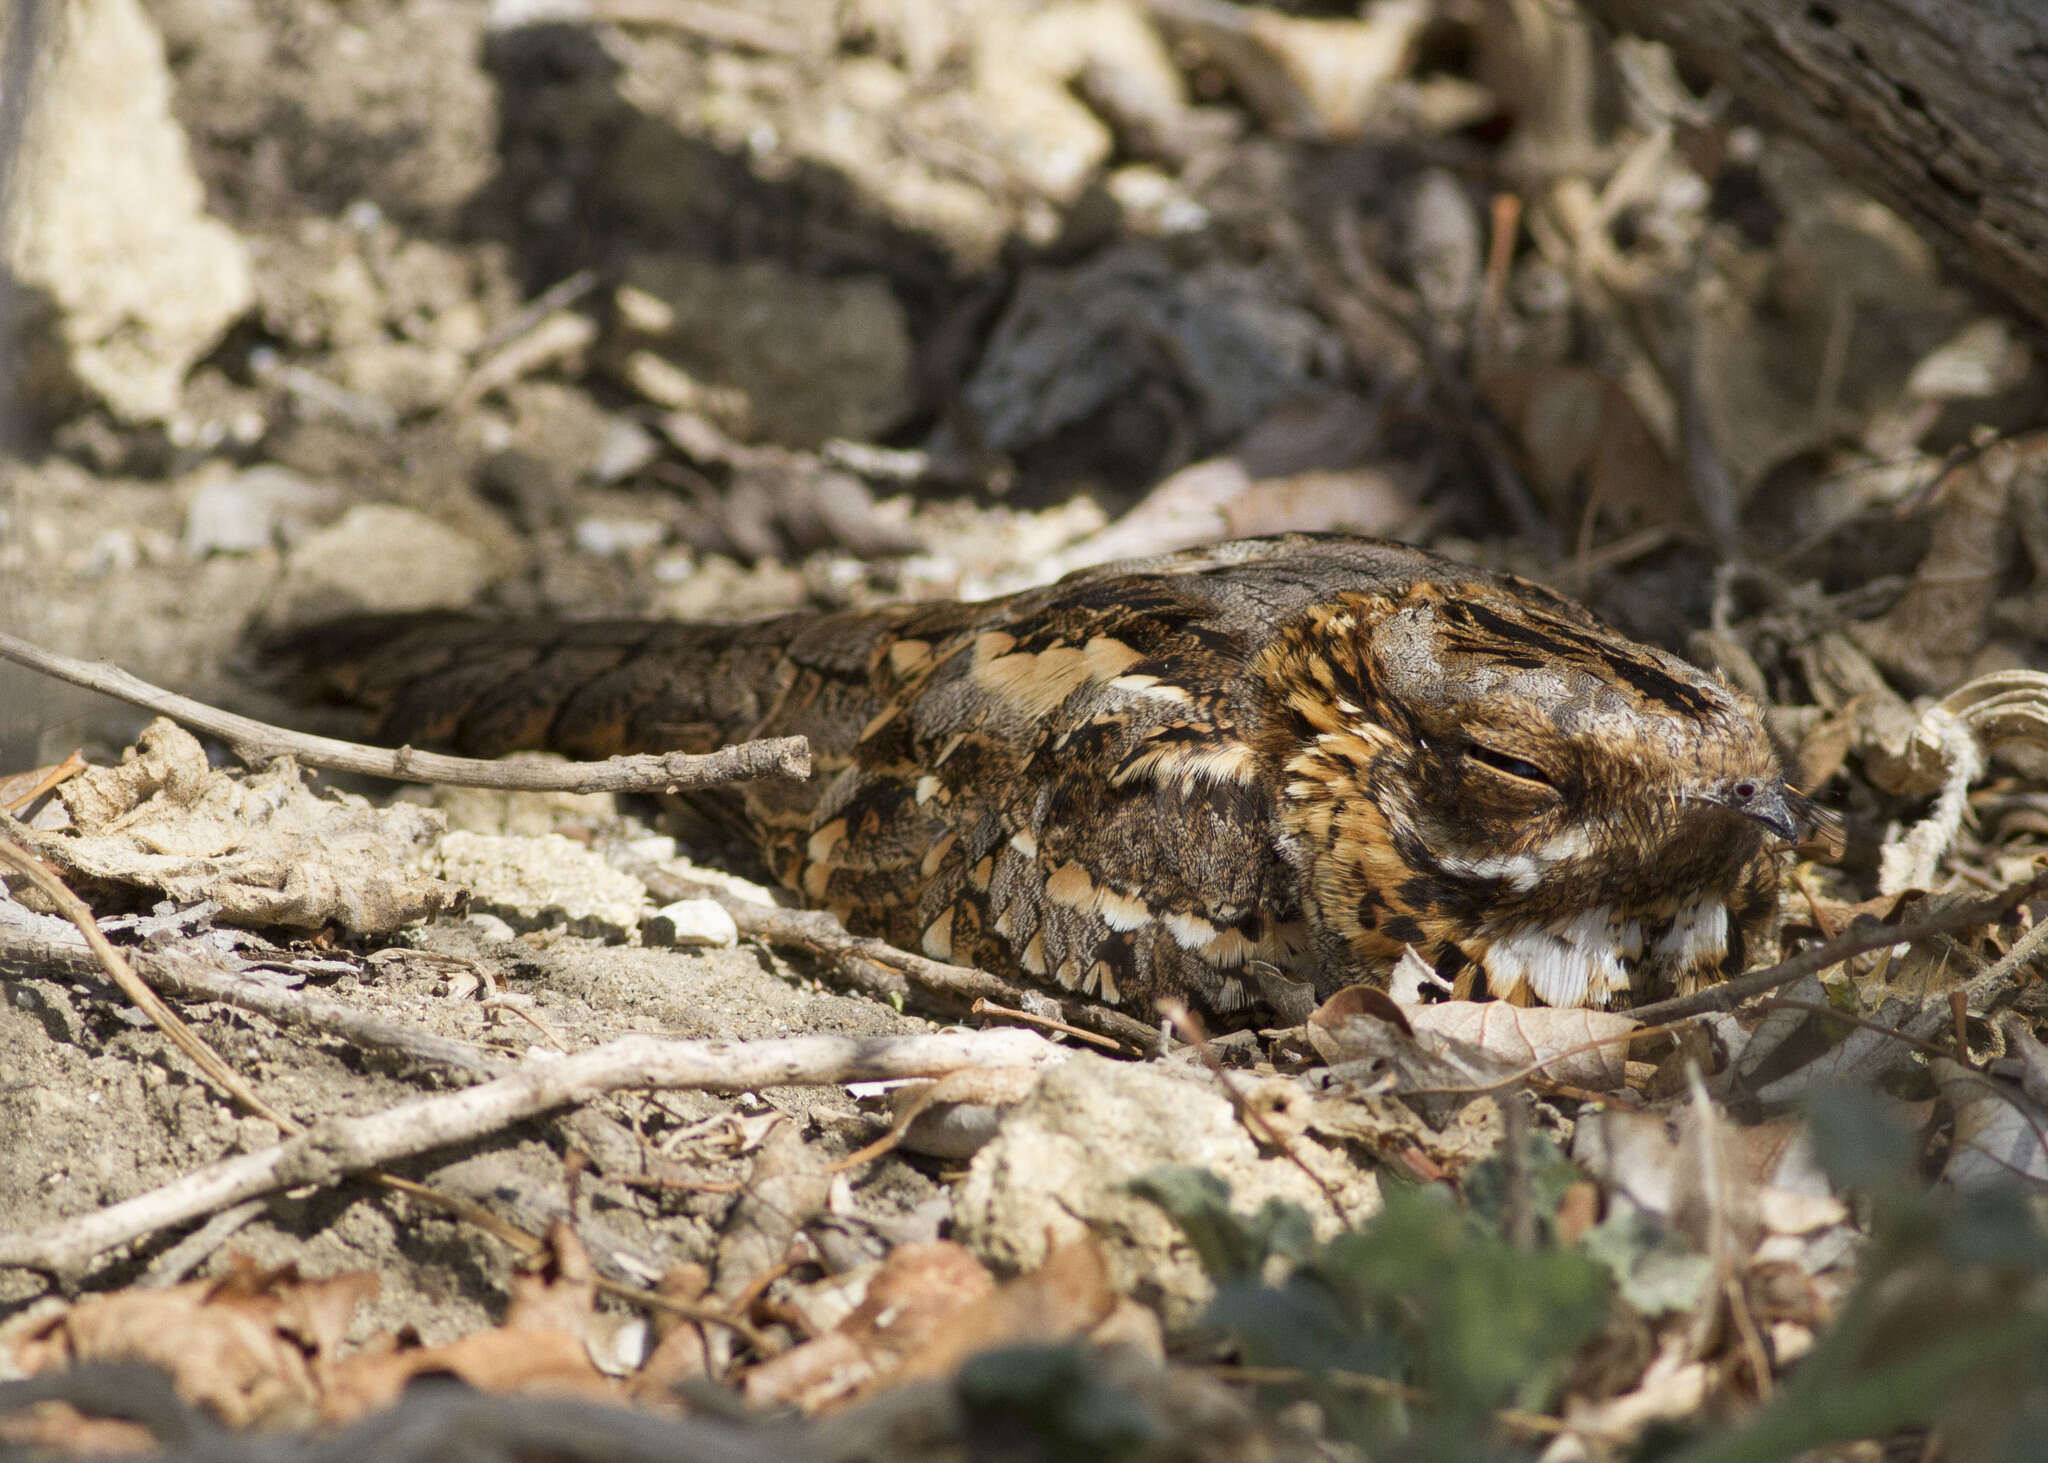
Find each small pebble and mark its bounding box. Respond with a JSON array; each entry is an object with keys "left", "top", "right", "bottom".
[
  {"left": 593, "top": 419, "right": 660, "bottom": 482},
  {"left": 644, "top": 898, "right": 739, "bottom": 948},
  {"left": 184, "top": 465, "right": 335, "bottom": 556},
  {"left": 573, "top": 515, "right": 667, "bottom": 557},
  {"left": 465, "top": 911, "right": 518, "bottom": 942}
]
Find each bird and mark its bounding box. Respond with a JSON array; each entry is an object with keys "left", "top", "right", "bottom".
[{"left": 268, "top": 533, "right": 1826, "bottom": 1018}]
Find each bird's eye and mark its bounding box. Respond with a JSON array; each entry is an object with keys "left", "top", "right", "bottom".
[{"left": 1464, "top": 744, "right": 1555, "bottom": 788}]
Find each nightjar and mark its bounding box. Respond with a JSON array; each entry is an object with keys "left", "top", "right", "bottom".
[{"left": 272, "top": 534, "right": 1822, "bottom": 1017}]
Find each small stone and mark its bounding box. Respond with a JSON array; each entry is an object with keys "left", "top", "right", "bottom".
[
  {"left": 951, "top": 1052, "right": 1378, "bottom": 1336},
  {"left": 621, "top": 835, "right": 677, "bottom": 862},
  {"left": 465, "top": 911, "right": 518, "bottom": 942},
  {"left": 573, "top": 515, "right": 667, "bottom": 558},
  {"left": 184, "top": 465, "right": 338, "bottom": 556},
  {"left": 593, "top": 419, "right": 660, "bottom": 483},
  {"left": 644, "top": 898, "right": 738, "bottom": 948},
  {"left": 268, "top": 503, "right": 492, "bottom": 623},
  {"left": 6, "top": 0, "right": 254, "bottom": 420}
]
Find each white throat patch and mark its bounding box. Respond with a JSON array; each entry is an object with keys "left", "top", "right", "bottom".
[
  {"left": 1481, "top": 897, "right": 1731, "bottom": 1007},
  {"left": 1483, "top": 905, "right": 1643, "bottom": 1008}
]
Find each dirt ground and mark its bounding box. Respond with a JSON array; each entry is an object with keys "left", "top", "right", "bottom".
[{"left": 6, "top": 0, "right": 2048, "bottom": 1456}]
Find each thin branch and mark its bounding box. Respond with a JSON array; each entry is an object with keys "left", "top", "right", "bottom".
[
  {"left": 0, "top": 918, "right": 504, "bottom": 1077},
  {"left": 7, "top": 904, "right": 824, "bottom": 1310},
  {"left": 1627, "top": 871, "right": 2048, "bottom": 1025},
  {"left": 623, "top": 855, "right": 1165, "bottom": 1052},
  {"left": 0, "top": 630, "right": 810, "bottom": 793},
  {"left": 1159, "top": 999, "right": 1362, "bottom": 1226},
  {"left": 0, "top": 1028, "right": 1061, "bottom": 1275},
  {"left": 0, "top": 838, "right": 292, "bottom": 1129},
  {"left": 968, "top": 996, "right": 1127, "bottom": 1053},
  {"left": 1754, "top": 998, "right": 1957, "bottom": 1064}
]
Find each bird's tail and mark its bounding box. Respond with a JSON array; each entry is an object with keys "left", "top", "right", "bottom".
[{"left": 261, "top": 609, "right": 864, "bottom": 762}]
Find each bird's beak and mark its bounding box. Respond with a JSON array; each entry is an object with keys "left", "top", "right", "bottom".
[{"left": 1700, "top": 777, "right": 1801, "bottom": 843}]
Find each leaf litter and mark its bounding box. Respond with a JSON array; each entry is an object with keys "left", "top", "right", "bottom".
[{"left": 8, "top": 0, "right": 2048, "bottom": 1458}]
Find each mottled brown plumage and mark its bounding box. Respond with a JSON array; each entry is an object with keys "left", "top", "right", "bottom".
[{"left": 271, "top": 535, "right": 1823, "bottom": 1017}]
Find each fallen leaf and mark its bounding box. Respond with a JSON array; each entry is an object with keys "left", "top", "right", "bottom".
[
  {"left": 0, "top": 1259, "right": 379, "bottom": 1429},
  {"left": 627, "top": 1264, "right": 714, "bottom": 1407},
  {"left": 1307, "top": 984, "right": 1412, "bottom": 1051},
  {"left": 888, "top": 1240, "right": 1119, "bottom": 1391},
  {"left": 742, "top": 1241, "right": 995, "bottom": 1411},
  {"left": 1409, "top": 1002, "right": 1639, "bottom": 1092},
  {"left": 0, "top": 750, "right": 88, "bottom": 815},
  {"left": 713, "top": 1118, "right": 833, "bottom": 1309},
  {"left": 323, "top": 1325, "right": 613, "bottom": 1422},
  {"left": 1850, "top": 433, "right": 2047, "bottom": 691},
  {"left": 1479, "top": 362, "right": 1687, "bottom": 536},
  {"left": 1936, "top": 1058, "right": 2048, "bottom": 1188}
]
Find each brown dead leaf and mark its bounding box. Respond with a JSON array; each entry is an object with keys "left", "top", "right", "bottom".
[
  {"left": 1935, "top": 1058, "right": 2048, "bottom": 1189},
  {"left": 628, "top": 1264, "right": 713, "bottom": 1406},
  {"left": 323, "top": 1325, "right": 614, "bottom": 1422},
  {"left": 0, "top": 1259, "right": 379, "bottom": 1429},
  {"left": 1478, "top": 363, "right": 1688, "bottom": 535},
  {"left": 887, "top": 1239, "right": 1118, "bottom": 1390},
  {"left": 1850, "top": 432, "right": 2047, "bottom": 691},
  {"left": 503, "top": 1222, "right": 599, "bottom": 1338},
  {"left": 1407, "top": 1002, "right": 1640, "bottom": 1092},
  {"left": 742, "top": 1240, "right": 995, "bottom": 1412},
  {"left": 741, "top": 1238, "right": 1124, "bottom": 1416},
  {"left": 1307, "top": 983, "right": 1413, "bottom": 1050},
  {"left": 0, "top": 1402, "right": 156, "bottom": 1457},
  {"left": 713, "top": 1118, "right": 833, "bottom": 1309},
  {"left": 324, "top": 1222, "right": 617, "bottom": 1418},
  {"left": 1576, "top": 1108, "right": 1847, "bottom": 1243},
  {"left": 1309, "top": 1084, "right": 1505, "bottom": 1177}
]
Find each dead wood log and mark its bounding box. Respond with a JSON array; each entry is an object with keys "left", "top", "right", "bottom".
[{"left": 1579, "top": 0, "right": 2048, "bottom": 326}]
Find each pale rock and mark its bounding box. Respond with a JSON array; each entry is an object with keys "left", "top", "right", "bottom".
[
  {"left": 184, "top": 466, "right": 339, "bottom": 556},
  {"left": 5, "top": 0, "right": 254, "bottom": 421},
  {"left": 267, "top": 503, "right": 491, "bottom": 624},
  {"left": 644, "top": 898, "right": 739, "bottom": 949},
  {"left": 951, "top": 1053, "right": 1377, "bottom": 1334}
]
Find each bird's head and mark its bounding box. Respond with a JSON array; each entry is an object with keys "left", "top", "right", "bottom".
[{"left": 1256, "top": 576, "right": 1822, "bottom": 1007}]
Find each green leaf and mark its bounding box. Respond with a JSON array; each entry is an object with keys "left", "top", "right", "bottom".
[
  {"left": 955, "top": 1343, "right": 1160, "bottom": 1463},
  {"left": 1128, "top": 1166, "right": 1317, "bottom": 1281},
  {"left": 1582, "top": 1208, "right": 1714, "bottom": 1316},
  {"left": 1805, "top": 1081, "right": 1915, "bottom": 1190}
]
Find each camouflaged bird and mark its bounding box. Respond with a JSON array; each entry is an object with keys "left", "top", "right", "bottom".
[{"left": 274, "top": 534, "right": 1823, "bottom": 1017}]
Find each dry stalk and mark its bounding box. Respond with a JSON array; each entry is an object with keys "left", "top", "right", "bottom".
[
  {"left": 0, "top": 629, "right": 809, "bottom": 794},
  {"left": 0, "top": 1027, "right": 1060, "bottom": 1275}
]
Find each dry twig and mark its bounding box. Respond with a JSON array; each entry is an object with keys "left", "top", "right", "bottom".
[
  {"left": 622, "top": 856, "right": 1164, "bottom": 1052},
  {"left": 0, "top": 838, "right": 291, "bottom": 1128},
  {"left": 0, "top": 918, "right": 502, "bottom": 1077},
  {"left": 0, "top": 630, "right": 810, "bottom": 794},
  {"left": 1628, "top": 870, "right": 2048, "bottom": 1024},
  {"left": 0, "top": 1028, "right": 1061, "bottom": 1274},
  {"left": 1159, "top": 999, "right": 1360, "bottom": 1224}
]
